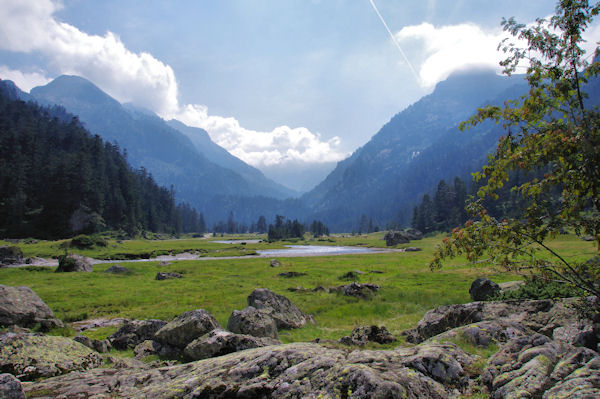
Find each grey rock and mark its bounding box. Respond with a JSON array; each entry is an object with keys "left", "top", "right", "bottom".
[
  {"left": 55, "top": 254, "right": 93, "bottom": 272},
  {"left": 404, "top": 247, "right": 422, "bottom": 252},
  {"left": 469, "top": 277, "right": 501, "bottom": 301},
  {"left": 270, "top": 259, "right": 281, "bottom": 267},
  {"left": 402, "top": 298, "right": 579, "bottom": 344},
  {"left": 23, "top": 341, "right": 476, "bottom": 398},
  {"left": 155, "top": 272, "right": 182, "bottom": 280},
  {"left": 247, "top": 288, "right": 315, "bottom": 329},
  {"left": 498, "top": 280, "right": 525, "bottom": 292},
  {"left": 104, "top": 265, "right": 132, "bottom": 274},
  {"left": 133, "top": 339, "right": 180, "bottom": 359},
  {"left": 154, "top": 309, "right": 220, "bottom": 348},
  {"left": 342, "top": 282, "right": 380, "bottom": 299},
  {"left": 384, "top": 230, "right": 410, "bottom": 246},
  {"left": 553, "top": 320, "right": 600, "bottom": 351},
  {"left": 93, "top": 339, "right": 112, "bottom": 353},
  {"left": 109, "top": 319, "right": 167, "bottom": 349},
  {"left": 339, "top": 325, "right": 396, "bottom": 346},
  {"left": 73, "top": 334, "right": 93, "bottom": 348},
  {"left": 227, "top": 306, "right": 279, "bottom": 339},
  {"left": 0, "top": 332, "right": 103, "bottom": 381},
  {"left": 277, "top": 271, "right": 307, "bottom": 278},
  {"left": 404, "top": 228, "right": 423, "bottom": 240},
  {"left": 0, "top": 246, "right": 24, "bottom": 266},
  {"left": 0, "top": 373, "right": 26, "bottom": 399},
  {"left": 183, "top": 328, "right": 281, "bottom": 361},
  {"left": 0, "top": 285, "right": 63, "bottom": 330},
  {"left": 429, "top": 320, "right": 533, "bottom": 348},
  {"left": 482, "top": 334, "right": 600, "bottom": 398}
]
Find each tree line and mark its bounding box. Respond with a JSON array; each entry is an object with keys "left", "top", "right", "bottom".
[{"left": 0, "top": 88, "right": 205, "bottom": 239}]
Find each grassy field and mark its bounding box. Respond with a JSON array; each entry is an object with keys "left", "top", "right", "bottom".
[{"left": 0, "top": 233, "right": 596, "bottom": 345}]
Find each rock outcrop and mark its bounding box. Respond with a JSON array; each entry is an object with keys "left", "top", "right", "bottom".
[
  {"left": 0, "top": 332, "right": 103, "bottom": 381},
  {"left": 384, "top": 230, "right": 409, "bottom": 246},
  {"left": 0, "top": 373, "right": 26, "bottom": 399},
  {"left": 0, "top": 285, "right": 63, "bottom": 330},
  {"left": 109, "top": 319, "right": 167, "bottom": 350},
  {"left": 227, "top": 306, "right": 279, "bottom": 339},
  {"left": 247, "top": 288, "right": 314, "bottom": 329},
  {"left": 23, "top": 342, "right": 476, "bottom": 398},
  {"left": 339, "top": 325, "right": 396, "bottom": 346}
]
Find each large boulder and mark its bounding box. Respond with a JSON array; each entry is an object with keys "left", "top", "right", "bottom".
[
  {"left": 384, "top": 231, "right": 409, "bottom": 246},
  {"left": 227, "top": 306, "right": 279, "bottom": 339},
  {"left": 469, "top": 277, "right": 501, "bottom": 301},
  {"left": 55, "top": 254, "right": 93, "bottom": 272},
  {"left": 404, "top": 228, "right": 423, "bottom": 240},
  {"left": 154, "top": 309, "right": 220, "bottom": 348},
  {"left": 339, "top": 325, "right": 396, "bottom": 346},
  {"left": 108, "top": 319, "right": 167, "bottom": 350},
  {"left": 0, "top": 246, "right": 24, "bottom": 266},
  {"left": 183, "top": 328, "right": 281, "bottom": 361},
  {"left": 247, "top": 288, "right": 314, "bottom": 329},
  {"left": 0, "top": 373, "right": 26, "bottom": 399},
  {"left": 23, "top": 341, "right": 476, "bottom": 398},
  {"left": 0, "top": 332, "right": 103, "bottom": 381},
  {"left": 0, "top": 285, "right": 63, "bottom": 330}
]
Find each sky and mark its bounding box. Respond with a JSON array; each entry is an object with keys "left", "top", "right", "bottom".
[{"left": 0, "top": 0, "right": 572, "bottom": 185}]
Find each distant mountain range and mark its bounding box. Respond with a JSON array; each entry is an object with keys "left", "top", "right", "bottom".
[{"left": 5, "top": 68, "right": 578, "bottom": 232}]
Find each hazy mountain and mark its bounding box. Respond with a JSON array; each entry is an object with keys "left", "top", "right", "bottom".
[
  {"left": 0, "top": 79, "right": 34, "bottom": 102},
  {"left": 167, "top": 119, "right": 297, "bottom": 198},
  {"left": 29, "top": 75, "right": 299, "bottom": 224},
  {"left": 260, "top": 161, "right": 338, "bottom": 193},
  {"left": 302, "top": 69, "right": 528, "bottom": 231}
]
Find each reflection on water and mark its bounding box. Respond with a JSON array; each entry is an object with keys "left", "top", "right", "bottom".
[{"left": 258, "top": 245, "right": 378, "bottom": 256}]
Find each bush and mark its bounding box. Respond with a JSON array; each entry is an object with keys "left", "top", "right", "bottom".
[
  {"left": 70, "top": 234, "right": 107, "bottom": 249},
  {"left": 494, "top": 276, "right": 584, "bottom": 301}
]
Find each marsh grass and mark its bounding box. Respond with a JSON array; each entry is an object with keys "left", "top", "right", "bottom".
[{"left": 0, "top": 234, "right": 595, "bottom": 344}]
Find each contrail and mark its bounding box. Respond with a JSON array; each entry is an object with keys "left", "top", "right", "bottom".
[{"left": 368, "top": 0, "right": 421, "bottom": 84}]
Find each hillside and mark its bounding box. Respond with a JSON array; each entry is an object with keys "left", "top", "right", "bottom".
[
  {"left": 28, "top": 76, "right": 295, "bottom": 225},
  {"left": 302, "top": 70, "right": 528, "bottom": 231}
]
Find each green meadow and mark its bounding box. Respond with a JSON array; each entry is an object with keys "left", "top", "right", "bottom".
[{"left": 0, "top": 233, "right": 595, "bottom": 344}]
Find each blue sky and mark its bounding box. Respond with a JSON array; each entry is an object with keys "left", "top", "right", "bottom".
[{"left": 0, "top": 0, "right": 567, "bottom": 179}]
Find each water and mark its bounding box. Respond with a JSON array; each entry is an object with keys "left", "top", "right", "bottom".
[{"left": 257, "top": 245, "right": 380, "bottom": 256}]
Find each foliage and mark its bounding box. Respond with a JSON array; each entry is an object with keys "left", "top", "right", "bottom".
[
  {"left": 493, "top": 275, "right": 584, "bottom": 300},
  {"left": 267, "top": 215, "right": 306, "bottom": 241},
  {"left": 412, "top": 177, "right": 468, "bottom": 234},
  {"left": 0, "top": 88, "right": 204, "bottom": 239},
  {"left": 70, "top": 234, "right": 107, "bottom": 249},
  {"left": 432, "top": 0, "right": 600, "bottom": 304}
]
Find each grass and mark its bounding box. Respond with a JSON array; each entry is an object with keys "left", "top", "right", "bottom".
[{"left": 0, "top": 233, "right": 595, "bottom": 345}]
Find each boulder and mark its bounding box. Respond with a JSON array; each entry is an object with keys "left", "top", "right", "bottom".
[
  {"left": 339, "top": 325, "right": 396, "bottom": 346},
  {"left": 402, "top": 298, "right": 580, "bottom": 344},
  {"left": 23, "top": 341, "right": 476, "bottom": 398},
  {"left": 0, "top": 332, "right": 103, "bottom": 381},
  {"left": 154, "top": 309, "right": 220, "bottom": 348},
  {"left": 482, "top": 333, "right": 600, "bottom": 398},
  {"left": 404, "top": 247, "right": 422, "bottom": 252},
  {"left": 553, "top": 320, "right": 600, "bottom": 351},
  {"left": 0, "top": 246, "right": 24, "bottom": 266},
  {"left": 183, "top": 328, "right": 281, "bottom": 361},
  {"left": 0, "top": 285, "right": 63, "bottom": 330},
  {"left": 108, "top": 319, "right": 167, "bottom": 350},
  {"left": 469, "top": 277, "right": 501, "bottom": 301},
  {"left": 428, "top": 320, "right": 533, "bottom": 348},
  {"left": 227, "top": 306, "right": 279, "bottom": 339},
  {"left": 247, "top": 288, "right": 314, "bottom": 329},
  {"left": 104, "top": 265, "right": 132, "bottom": 274},
  {"left": 155, "top": 272, "right": 182, "bottom": 280},
  {"left": 342, "top": 282, "right": 380, "bottom": 299},
  {"left": 0, "top": 373, "right": 26, "bottom": 399},
  {"left": 73, "top": 335, "right": 111, "bottom": 353},
  {"left": 55, "top": 254, "right": 93, "bottom": 272},
  {"left": 133, "top": 339, "right": 180, "bottom": 360},
  {"left": 404, "top": 228, "right": 423, "bottom": 240},
  {"left": 384, "top": 230, "right": 409, "bottom": 246},
  {"left": 269, "top": 259, "right": 281, "bottom": 267}
]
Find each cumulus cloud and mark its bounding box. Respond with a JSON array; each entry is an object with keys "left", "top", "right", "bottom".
[
  {"left": 0, "top": 0, "right": 343, "bottom": 168},
  {"left": 395, "top": 22, "right": 508, "bottom": 87},
  {"left": 0, "top": 66, "right": 51, "bottom": 92},
  {"left": 0, "top": 0, "right": 179, "bottom": 115},
  {"left": 175, "top": 104, "right": 347, "bottom": 167},
  {"left": 395, "top": 20, "right": 600, "bottom": 88}
]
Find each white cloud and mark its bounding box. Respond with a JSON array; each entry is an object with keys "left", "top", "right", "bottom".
[
  {"left": 0, "top": 0, "right": 179, "bottom": 115},
  {"left": 395, "top": 22, "right": 507, "bottom": 87},
  {"left": 395, "top": 20, "right": 600, "bottom": 88},
  {"left": 0, "top": 66, "right": 51, "bottom": 92},
  {"left": 0, "top": 0, "right": 343, "bottom": 168},
  {"left": 175, "top": 104, "right": 348, "bottom": 167}
]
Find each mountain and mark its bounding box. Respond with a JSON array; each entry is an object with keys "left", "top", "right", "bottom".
[
  {"left": 302, "top": 70, "right": 529, "bottom": 231},
  {"left": 29, "top": 76, "right": 296, "bottom": 224},
  {"left": 166, "top": 119, "right": 297, "bottom": 198}
]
